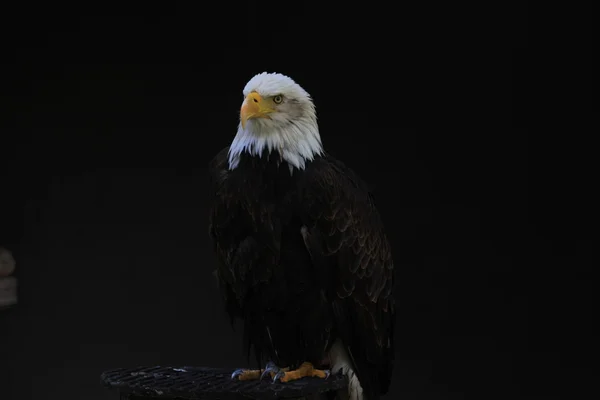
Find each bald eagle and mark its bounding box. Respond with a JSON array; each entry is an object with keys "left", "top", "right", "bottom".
[{"left": 208, "top": 72, "right": 395, "bottom": 400}]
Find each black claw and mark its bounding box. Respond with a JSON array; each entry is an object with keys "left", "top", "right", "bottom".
[
  {"left": 272, "top": 369, "right": 285, "bottom": 383},
  {"left": 259, "top": 369, "right": 270, "bottom": 381},
  {"left": 260, "top": 361, "right": 280, "bottom": 381},
  {"left": 231, "top": 369, "right": 245, "bottom": 380}
]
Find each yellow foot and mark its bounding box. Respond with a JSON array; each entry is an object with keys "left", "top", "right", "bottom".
[
  {"left": 231, "top": 368, "right": 262, "bottom": 381},
  {"left": 274, "top": 362, "right": 331, "bottom": 383},
  {"left": 231, "top": 362, "right": 290, "bottom": 381}
]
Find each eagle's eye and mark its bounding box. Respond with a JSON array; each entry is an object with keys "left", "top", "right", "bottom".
[{"left": 273, "top": 95, "right": 283, "bottom": 104}]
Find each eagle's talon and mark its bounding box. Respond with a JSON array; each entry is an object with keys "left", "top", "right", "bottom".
[
  {"left": 261, "top": 361, "right": 280, "bottom": 381},
  {"left": 273, "top": 369, "right": 286, "bottom": 383},
  {"left": 231, "top": 369, "right": 245, "bottom": 380}
]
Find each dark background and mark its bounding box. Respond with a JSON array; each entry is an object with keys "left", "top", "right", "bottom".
[{"left": 0, "top": 3, "right": 594, "bottom": 400}]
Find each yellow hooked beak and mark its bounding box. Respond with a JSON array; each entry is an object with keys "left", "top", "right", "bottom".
[{"left": 240, "top": 92, "right": 275, "bottom": 129}]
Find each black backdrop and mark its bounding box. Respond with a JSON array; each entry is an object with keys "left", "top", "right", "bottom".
[{"left": 0, "top": 4, "right": 593, "bottom": 400}]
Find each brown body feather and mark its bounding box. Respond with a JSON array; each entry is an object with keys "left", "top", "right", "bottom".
[{"left": 208, "top": 147, "right": 395, "bottom": 399}]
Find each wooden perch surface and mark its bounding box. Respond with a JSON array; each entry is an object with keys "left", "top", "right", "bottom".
[{"left": 102, "top": 365, "right": 348, "bottom": 400}]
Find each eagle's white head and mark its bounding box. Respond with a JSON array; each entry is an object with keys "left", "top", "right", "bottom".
[{"left": 228, "top": 72, "right": 323, "bottom": 171}]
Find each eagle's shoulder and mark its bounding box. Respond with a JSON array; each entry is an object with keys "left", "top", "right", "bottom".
[
  {"left": 297, "top": 152, "right": 392, "bottom": 295},
  {"left": 208, "top": 146, "right": 231, "bottom": 188},
  {"left": 209, "top": 145, "right": 230, "bottom": 167},
  {"left": 298, "top": 153, "right": 377, "bottom": 215}
]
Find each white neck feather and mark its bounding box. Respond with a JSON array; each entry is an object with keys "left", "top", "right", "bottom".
[{"left": 227, "top": 115, "right": 323, "bottom": 172}]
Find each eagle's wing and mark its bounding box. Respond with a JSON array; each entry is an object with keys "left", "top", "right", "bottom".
[
  {"left": 298, "top": 155, "right": 395, "bottom": 398},
  {"left": 208, "top": 146, "right": 241, "bottom": 320},
  {"left": 208, "top": 146, "right": 280, "bottom": 357}
]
